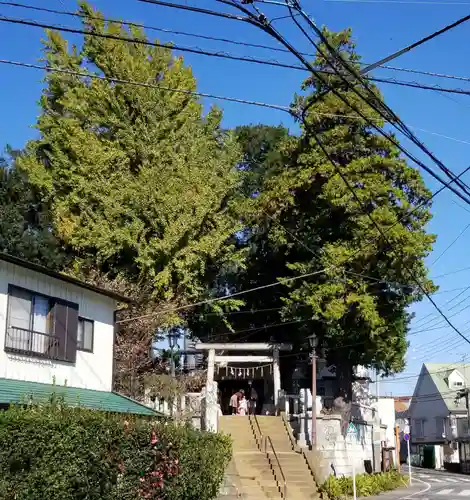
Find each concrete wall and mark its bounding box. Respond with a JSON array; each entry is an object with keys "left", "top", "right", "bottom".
[
  {"left": 377, "top": 398, "right": 396, "bottom": 447},
  {"left": 0, "top": 260, "right": 116, "bottom": 391},
  {"left": 314, "top": 414, "right": 382, "bottom": 481}
]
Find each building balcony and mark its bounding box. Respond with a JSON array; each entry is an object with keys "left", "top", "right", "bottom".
[{"left": 5, "top": 326, "right": 61, "bottom": 361}]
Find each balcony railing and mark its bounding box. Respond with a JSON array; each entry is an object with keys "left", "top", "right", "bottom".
[{"left": 5, "top": 326, "right": 61, "bottom": 361}]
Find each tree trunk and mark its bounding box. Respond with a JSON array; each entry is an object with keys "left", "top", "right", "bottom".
[{"left": 329, "top": 356, "right": 353, "bottom": 402}]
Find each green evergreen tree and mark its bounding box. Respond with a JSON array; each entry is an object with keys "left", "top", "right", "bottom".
[
  {"left": 17, "top": 2, "right": 242, "bottom": 394},
  {"left": 18, "top": 2, "right": 241, "bottom": 304},
  {"left": 0, "top": 151, "right": 64, "bottom": 267},
  {"left": 200, "top": 30, "right": 436, "bottom": 399}
]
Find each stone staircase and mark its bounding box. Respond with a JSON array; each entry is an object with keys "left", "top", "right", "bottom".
[
  {"left": 255, "top": 416, "right": 321, "bottom": 500},
  {"left": 218, "top": 415, "right": 321, "bottom": 500}
]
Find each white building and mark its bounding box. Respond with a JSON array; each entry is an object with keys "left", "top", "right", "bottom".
[
  {"left": 0, "top": 252, "right": 155, "bottom": 416},
  {"left": 408, "top": 363, "right": 470, "bottom": 471}
]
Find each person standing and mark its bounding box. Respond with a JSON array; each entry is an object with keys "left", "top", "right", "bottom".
[
  {"left": 229, "top": 390, "right": 239, "bottom": 415},
  {"left": 248, "top": 382, "right": 258, "bottom": 416},
  {"left": 238, "top": 393, "right": 248, "bottom": 416}
]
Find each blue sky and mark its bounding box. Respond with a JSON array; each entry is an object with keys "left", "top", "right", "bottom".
[{"left": 2, "top": 0, "right": 470, "bottom": 396}]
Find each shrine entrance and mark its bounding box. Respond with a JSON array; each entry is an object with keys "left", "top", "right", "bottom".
[
  {"left": 218, "top": 379, "right": 265, "bottom": 415},
  {"left": 195, "top": 342, "right": 292, "bottom": 416}
]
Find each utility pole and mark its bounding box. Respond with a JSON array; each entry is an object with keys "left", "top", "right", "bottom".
[
  {"left": 456, "top": 388, "right": 470, "bottom": 436},
  {"left": 395, "top": 426, "right": 401, "bottom": 473},
  {"left": 376, "top": 368, "right": 380, "bottom": 400},
  {"left": 309, "top": 334, "right": 318, "bottom": 449}
]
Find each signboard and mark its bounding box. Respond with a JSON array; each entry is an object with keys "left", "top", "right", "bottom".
[
  {"left": 404, "top": 433, "right": 410, "bottom": 441},
  {"left": 347, "top": 423, "right": 358, "bottom": 436},
  {"left": 346, "top": 422, "right": 358, "bottom": 500}
]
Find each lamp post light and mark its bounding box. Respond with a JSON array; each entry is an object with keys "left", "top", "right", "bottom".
[
  {"left": 308, "top": 333, "right": 318, "bottom": 449},
  {"left": 168, "top": 331, "right": 180, "bottom": 377}
]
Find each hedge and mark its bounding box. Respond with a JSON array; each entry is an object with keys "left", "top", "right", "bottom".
[
  {"left": 321, "top": 470, "right": 408, "bottom": 499},
  {"left": 0, "top": 397, "right": 232, "bottom": 500}
]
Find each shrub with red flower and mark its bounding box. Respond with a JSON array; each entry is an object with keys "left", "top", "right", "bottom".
[
  {"left": 136, "top": 430, "right": 180, "bottom": 499},
  {"left": 0, "top": 401, "right": 231, "bottom": 500}
]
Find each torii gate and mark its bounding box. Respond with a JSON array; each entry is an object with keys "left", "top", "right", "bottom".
[{"left": 195, "top": 342, "right": 292, "bottom": 408}]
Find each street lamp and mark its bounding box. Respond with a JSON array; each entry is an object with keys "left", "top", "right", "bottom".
[
  {"left": 308, "top": 333, "right": 318, "bottom": 449},
  {"left": 168, "top": 331, "right": 180, "bottom": 377}
]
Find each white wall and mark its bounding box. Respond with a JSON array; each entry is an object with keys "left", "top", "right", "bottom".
[
  {"left": 409, "top": 365, "right": 449, "bottom": 444},
  {"left": 0, "top": 260, "right": 116, "bottom": 392},
  {"left": 314, "top": 414, "right": 379, "bottom": 480},
  {"left": 447, "top": 370, "right": 465, "bottom": 389},
  {"left": 377, "top": 398, "right": 396, "bottom": 447}
]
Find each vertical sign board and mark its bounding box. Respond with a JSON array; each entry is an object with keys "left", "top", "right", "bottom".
[
  {"left": 347, "top": 422, "right": 358, "bottom": 500},
  {"left": 404, "top": 433, "right": 412, "bottom": 485}
]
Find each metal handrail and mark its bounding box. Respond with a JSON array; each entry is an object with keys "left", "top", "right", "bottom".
[
  {"left": 252, "top": 413, "right": 263, "bottom": 449},
  {"left": 5, "top": 326, "right": 61, "bottom": 360},
  {"left": 264, "top": 435, "right": 287, "bottom": 499}
]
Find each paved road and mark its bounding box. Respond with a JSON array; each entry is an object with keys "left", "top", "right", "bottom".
[{"left": 409, "top": 467, "right": 470, "bottom": 499}]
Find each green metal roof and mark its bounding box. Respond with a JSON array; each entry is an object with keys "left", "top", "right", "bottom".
[
  {"left": 424, "top": 363, "right": 469, "bottom": 412},
  {"left": 0, "top": 378, "right": 159, "bottom": 416}
]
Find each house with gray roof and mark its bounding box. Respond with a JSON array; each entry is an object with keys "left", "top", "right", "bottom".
[{"left": 408, "top": 363, "right": 470, "bottom": 470}]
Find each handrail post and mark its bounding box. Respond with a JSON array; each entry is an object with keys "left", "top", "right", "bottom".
[{"left": 265, "top": 435, "right": 287, "bottom": 499}]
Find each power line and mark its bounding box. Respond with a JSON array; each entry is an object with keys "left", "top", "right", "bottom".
[
  {"left": 3, "top": 11, "right": 470, "bottom": 100},
  {"left": 216, "top": 0, "right": 470, "bottom": 206},
  {"left": 412, "top": 298, "right": 470, "bottom": 332},
  {"left": 0, "top": 59, "right": 291, "bottom": 113},
  {"left": 376, "top": 65, "right": 470, "bottom": 85},
  {"left": 324, "top": 0, "right": 470, "bottom": 4},
  {"left": 412, "top": 285, "right": 470, "bottom": 327},
  {"left": 314, "top": 130, "right": 470, "bottom": 347},
  {"left": 262, "top": 2, "right": 470, "bottom": 348},
  {"left": 436, "top": 286, "right": 470, "bottom": 295},
  {"left": 0, "top": 24, "right": 470, "bottom": 144},
  {"left": 5, "top": 66, "right": 470, "bottom": 298},
  {"left": 0, "top": 14, "right": 315, "bottom": 73},
  {"left": 307, "top": 110, "right": 470, "bottom": 147},
  {"left": 6, "top": 22, "right": 470, "bottom": 336},
  {"left": 306, "top": 104, "right": 470, "bottom": 345},
  {"left": 140, "top": 0, "right": 255, "bottom": 23},
  {"left": 5, "top": 0, "right": 470, "bottom": 85},
  {"left": 116, "top": 268, "right": 331, "bottom": 324},
  {"left": 430, "top": 222, "right": 470, "bottom": 266},
  {"left": 206, "top": 316, "right": 314, "bottom": 341},
  {"left": 0, "top": 1, "right": 305, "bottom": 54},
  {"left": 4, "top": 57, "right": 470, "bottom": 297},
  {"left": 282, "top": 2, "right": 470, "bottom": 201},
  {"left": 374, "top": 361, "right": 470, "bottom": 386},
  {"left": 433, "top": 264, "right": 470, "bottom": 279},
  {"left": 277, "top": 0, "right": 470, "bottom": 129},
  {"left": 359, "top": 12, "right": 470, "bottom": 74},
  {"left": 4, "top": 13, "right": 469, "bottom": 331},
  {"left": 412, "top": 336, "right": 465, "bottom": 361},
  {"left": 258, "top": 162, "right": 470, "bottom": 322}
]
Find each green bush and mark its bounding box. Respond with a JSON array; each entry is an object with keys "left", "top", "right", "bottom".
[
  {"left": 321, "top": 470, "right": 408, "bottom": 499},
  {"left": 0, "top": 398, "right": 231, "bottom": 500}
]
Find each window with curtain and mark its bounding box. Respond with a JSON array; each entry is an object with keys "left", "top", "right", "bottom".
[
  {"left": 77, "top": 318, "right": 94, "bottom": 352},
  {"left": 7, "top": 287, "right": 32, "bottom": 351},
  {"left": 6, "top": 285, "right": 79, "bottom": 362},
  {"left": 7, "top": 286, "right": 52, "bottom": 355}
]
